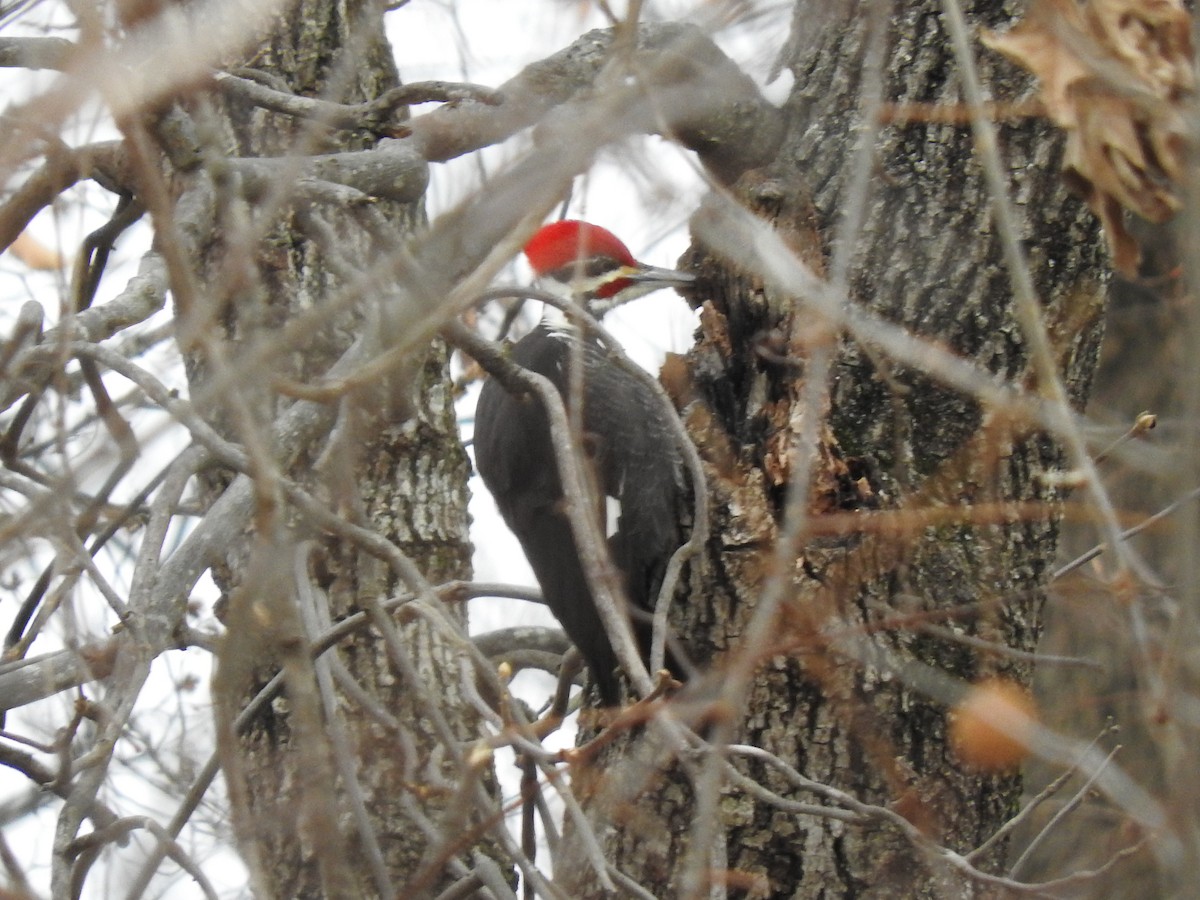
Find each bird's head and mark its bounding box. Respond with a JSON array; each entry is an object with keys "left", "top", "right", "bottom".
[{"left": 524, "top": 220, "right": 695, "bottom": 316}]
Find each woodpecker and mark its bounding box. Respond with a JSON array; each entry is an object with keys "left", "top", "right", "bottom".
[{"left": 473, "top": 220, "right": 693, "bottom": 704}]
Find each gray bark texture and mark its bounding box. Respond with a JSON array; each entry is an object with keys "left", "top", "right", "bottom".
[
  {"left": 181, "top": 0, "right": 488, "bottom": 896},
  {"left": 562, "top": 1, "right": 1107, "bottom": 897}
]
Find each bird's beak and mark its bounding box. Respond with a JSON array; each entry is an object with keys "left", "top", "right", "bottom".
[{"left": 628, "top": 264, "right": 697, "bottom": 289}]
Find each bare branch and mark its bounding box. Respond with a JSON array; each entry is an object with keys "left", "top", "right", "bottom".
[
  {"left": 473, "top": 627, "right": 570, "bottom": 661},
  {"left": 0, "top": 141, "right": 127, "bottom": 258},
  {"left": 215, "top": 70, "right": 500, "bottom": 131},
  {"left": 0, "top": 36, "right": 74, "bottom": 70},
  {"left": 228, "top": 139, "right": 428, "bottom": 204},
  {"left": 407, "top": 23, "right": 782, "bottom": 181}
]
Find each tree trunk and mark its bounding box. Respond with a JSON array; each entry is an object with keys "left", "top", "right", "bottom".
[
  {"left": 564, "top": 1, "right": 1106, "bottom": 896},
  {"left": 180, "top": 0, "right": 492, "bottom": 895}
]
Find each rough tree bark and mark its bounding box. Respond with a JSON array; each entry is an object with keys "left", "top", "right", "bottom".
[
  {"left": 182, "top": 1, "right": 488, "bottom": 896},
  {"left": 564, "top": 1, "right": 1106, "bottom": 897}
]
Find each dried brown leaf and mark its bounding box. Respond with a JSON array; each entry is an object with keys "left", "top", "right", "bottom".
[
  {"left": 8, "top": 231, "right": 65, "bottom": 270},
  {"left": 1089, "top": 0, "right": 1193, "bottom": 97},
  {"left": 983, "top": 0, "right": 1094, "bottom": 127},
  {"left": 983, "top": 0, "right": 1194, "bottom": 274}
]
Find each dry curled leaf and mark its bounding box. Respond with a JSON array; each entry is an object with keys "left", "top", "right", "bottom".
[
  {"left": 8, "top": 231, "right": 65, "bottom": 271},
  {"left": 984, "top": 0, "right": 1194, "bottom": 274}
]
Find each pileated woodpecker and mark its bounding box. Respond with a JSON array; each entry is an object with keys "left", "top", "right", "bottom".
[{"left": 473, "top": 220, "right": 693, "bottom": 704}]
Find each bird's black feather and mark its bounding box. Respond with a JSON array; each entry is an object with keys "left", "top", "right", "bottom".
[{"left": 474, "top": 324, "right": 685, "bottom": 704}]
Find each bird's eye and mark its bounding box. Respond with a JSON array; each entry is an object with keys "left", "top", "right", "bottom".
[{"left": 546, "top": 255, "right": 623, "bottom": 283}]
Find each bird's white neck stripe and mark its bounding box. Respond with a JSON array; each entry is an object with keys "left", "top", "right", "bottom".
[
  {"left": 540, "top": 303, "right": 581, "bottom": 338},
  {"left": 541, "top": 302, "right": 569, "bottom": 326}
]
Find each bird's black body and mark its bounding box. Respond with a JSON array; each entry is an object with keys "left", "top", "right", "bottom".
[{"left": 474, "top": 322, "right": 685, "bottom": 703}]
